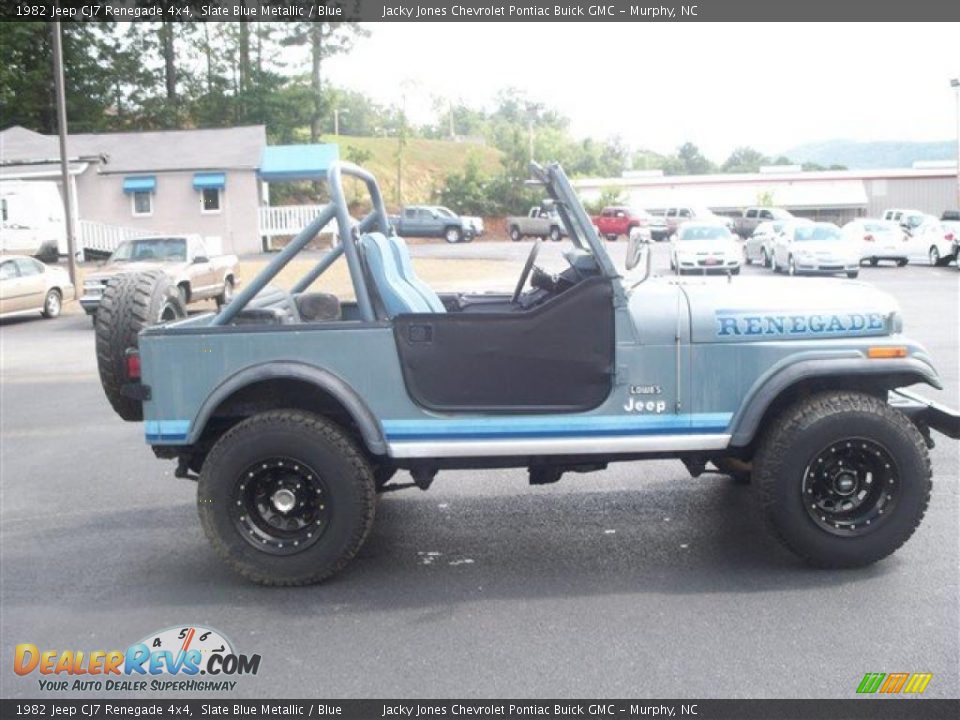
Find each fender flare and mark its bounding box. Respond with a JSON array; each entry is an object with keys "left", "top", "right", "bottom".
[
  {"left": 187, "top": 361, "right": 387, "bottom": 455},
  {"left": 728, "top": 354, "right": 942, "bottom": 447}
]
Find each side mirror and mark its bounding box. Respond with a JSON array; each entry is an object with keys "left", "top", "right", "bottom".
[
  {"left": 193, "top": 255, "right": 209, "bottom": 264},
  {"left": 625, "top": 230, "right": 651, "bottom": 271}
]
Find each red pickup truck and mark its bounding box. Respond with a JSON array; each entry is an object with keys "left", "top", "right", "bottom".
[{"left": 591, "top": 206, "right": 652, "bottom": 241}]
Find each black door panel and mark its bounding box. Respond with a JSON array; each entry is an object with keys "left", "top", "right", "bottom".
[{"left": 393, "top": 278, "right": 615, "bottom": 413}]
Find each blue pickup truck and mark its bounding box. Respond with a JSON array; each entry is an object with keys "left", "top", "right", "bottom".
[
  {"left": 388, "top": 205, "right": 476, "bottom": 244},
  {"left": 94, "top": 161, "right": 959, "bottom": 585}
]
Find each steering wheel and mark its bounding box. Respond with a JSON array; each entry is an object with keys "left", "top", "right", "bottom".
[{"left": 512, "top": 241, "right": 541, "bottom": 304}]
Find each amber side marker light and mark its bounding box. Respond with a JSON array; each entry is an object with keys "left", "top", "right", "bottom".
[{"left": 867, "top": 346, "right": 908, "bottom": 359}]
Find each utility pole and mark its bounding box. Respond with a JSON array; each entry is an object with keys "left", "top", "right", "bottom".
[
  {"left": 51, "top": 20, "right": 79, "bottom": 296},
  {"left": 952, "top": 78, "right": 960, "bottom": 208}
]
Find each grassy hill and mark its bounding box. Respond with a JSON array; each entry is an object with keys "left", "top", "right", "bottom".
[
  {"left": 782, "top": 139, "right": 955, "bottom": 170},
  {"left": 321, "top": 135, "right": 503, "bottom": 209}
]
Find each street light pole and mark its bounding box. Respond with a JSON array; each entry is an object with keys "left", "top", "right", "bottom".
[
  {"left": 51, "top": 20, "right": 79, "bottom": 297},
  {"left": 952, "top": 78, "right": 960, "bottom": 208}
]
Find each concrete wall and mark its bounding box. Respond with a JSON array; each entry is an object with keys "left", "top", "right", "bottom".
[
  {"left": 864, "top": 176, "right": 957, "bottom": 218},
  {"left": 74, "top": 168, "right": 262, "bottom": 255}
]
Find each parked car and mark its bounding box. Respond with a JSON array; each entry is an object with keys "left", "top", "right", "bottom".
[
  {"left": 771, "top": 222, "right": 859, "bottom": 278},
  {"left": 0, "top": 254, "right": 72, "bottom": 320},
  {"left": 591, "top": 206, "right": 651, "bottom": 241},
  {"left": 743, "top": 218, "right": 811, "bottom": 267},
  {"left": 506, "top": 206, "right": 568, "bottom": 242},
  {"left": 841, "top": 219, "right": 910, "bottom": 266},
  {"left": 389, "top": 205, "right": 475, "bottom": 244},
  {"left": 647, "top": 209, "right": 670, "bottom": 241},
  {"left": 92, "top": 160, "right": 959, "bottom": 585},
  {"left": 436, "top": 206, "right": 483, "bottom": 238},
  {"left": 942, "top": 210, "right": 960, "bottom": 222},
  {"left": 669, "top": 221, "right": 741, "bottom": 274},
  {"left": 0, "top": 180, "right": 66, "bottom": 262},
  {"left": 911, "top": 219, "right": 958, "bottom": 267},
  {"left": 80, "top": 235, "right": 238, "bottom": 320},
  {"left": 882, "top": 208, "right": 927, "bottom": 233},
  {"left": 733, "top": 207, "right": 794, "bottom": 239}
]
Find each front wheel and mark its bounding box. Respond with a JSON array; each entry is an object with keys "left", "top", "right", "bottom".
[
  {"left": 41, "top": 289, "right": 62, "bottom": 318},
  {"left": 897, "top": 258, "right": 909, "bottom": 267},
  {"left": 787, "top": 256, "right": 797, "bottom": 276},
  {"left": 445, "top": 227, "right": 463, "bottom": 244},
  {"left": 509, "top": 226, "right": 521, "bottom": 242},
  {"left": 753, "top": 392, "right": 931, "bottom": 568},
  {"left": 761, "top": 248, "right": 770, "bottom": 268},
  {"left": 198, "top": 410, "right": 376, "bottom": 585},
  {"left": 549, "top": 226, "right": 562, "bottom": 242}
]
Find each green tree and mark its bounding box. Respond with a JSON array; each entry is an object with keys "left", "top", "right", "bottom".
[{"left": 721, "top": 146, "right": 769, "bottom": 174}]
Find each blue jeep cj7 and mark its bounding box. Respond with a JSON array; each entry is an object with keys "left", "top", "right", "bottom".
[{"left": 93, "top": 162, "right": 960, "bottom": 585}]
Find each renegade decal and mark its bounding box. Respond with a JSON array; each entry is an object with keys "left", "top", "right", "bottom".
[{"left": 715, "top": 310, "right": 886, "bottom": 338}]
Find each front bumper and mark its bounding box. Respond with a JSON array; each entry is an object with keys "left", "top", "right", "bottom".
[
  {"left": 889, "top": 389, "right": 960, "bottom": 440},
  {"left": 677, "top": 256, "right": 740, "bottom": 273},
  {"left": 80, "top": 284, "right": 106, "bottom": 315},
  {"left": 792, "top": 259, "right": 859, "bottom": 275}
]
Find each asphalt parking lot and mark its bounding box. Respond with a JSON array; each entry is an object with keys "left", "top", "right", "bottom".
[{"left": 1, "top": 242, "right": 957, "bottom": 699}]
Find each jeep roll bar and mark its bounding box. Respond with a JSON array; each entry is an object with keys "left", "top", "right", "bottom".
[{"left": 213, "top": 161, "right": 390, "bottom": 326}]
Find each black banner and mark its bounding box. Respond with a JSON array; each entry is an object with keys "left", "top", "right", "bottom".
[
  {"left": 2, "top": 700, "right": 959, "bottom": 720},
  {"left": 2, "top": 0, "right": 960, "bottom": 22}
]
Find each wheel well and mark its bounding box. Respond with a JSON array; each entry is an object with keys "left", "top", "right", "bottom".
[
  {"left": 735, "top": 374, "right": 913, "bottom": 458},
  {"left": 178, "top": 281, "right": 191, "bottom": 302},
  {"left": 190, "top": 378, "right": 368, "bottom": 472}
]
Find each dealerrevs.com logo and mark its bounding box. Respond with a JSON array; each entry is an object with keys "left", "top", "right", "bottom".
[
  {"left": 856, "top": 672, "right": 933, "bottom": 694},
  {"left": 13, "top": 625, "right": 261, "bottom": 692}
]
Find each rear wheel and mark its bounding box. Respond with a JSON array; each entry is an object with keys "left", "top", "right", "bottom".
[
  {"left": 897, "top": 258, "right": 909, "bottom": 267},
  {"left": 869, "top": 257, "right": 878, "bottom": 266},
  {"left": 761, "top": 248, "right": 770, "bottom": 268},
  {"left": 929, "top": 246, "right": 943, "bottom": 266},
  {"left": 846, "top": 270, "right": 859, "bottom": 279},
  {"left": 95, "top": 270, "right": 186, "bottom": 421},
  {"left": 753, "top": 392, "right": 930, "bottom": 568},
  {"left": 198, "top": 410, "right": 376, "bottom": 585},
  {"left": 41, "top": 289, "right": 62, "bottom": 319}
]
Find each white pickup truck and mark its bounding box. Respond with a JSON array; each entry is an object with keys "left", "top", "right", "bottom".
[
  {"left": 81, "top": 235, "right": 238, "bottom": 320},
  {"left": 506, "top": 206, "right": 568, "bottom": 242}
]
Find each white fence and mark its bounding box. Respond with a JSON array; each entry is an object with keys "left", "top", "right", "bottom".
[
  {"left": 78, "top": 220, "right": 151, "bottom": 255},
  {"left": 258, "top": 205, "right": 336, "bottom": 240}
]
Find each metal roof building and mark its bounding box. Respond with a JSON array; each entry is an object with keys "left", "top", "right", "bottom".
[{"left": 573, "top": 166, "right": 959, "bottom": 223}]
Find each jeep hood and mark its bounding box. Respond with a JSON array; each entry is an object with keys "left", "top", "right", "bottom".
[
  {"left": 674, "top": 277, "right": 901, "bottom": 343},
  {"left": 86, "top": 260, "right": 186, "bottom": 281}
]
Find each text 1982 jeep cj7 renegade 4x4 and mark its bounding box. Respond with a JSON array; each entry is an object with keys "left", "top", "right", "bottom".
[{"left": 94, "top": 162, "right": 959, "bottom": 585}]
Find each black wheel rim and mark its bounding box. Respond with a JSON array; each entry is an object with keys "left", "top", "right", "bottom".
[
  {"left": 232, "top": 457, "right": 331, "bottom": 555},
  {"left": 801, "top": 438, "right": 899, "bottom": 537}
]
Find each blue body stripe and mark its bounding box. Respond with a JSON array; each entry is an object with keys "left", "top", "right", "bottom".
[
  {"left": 145, "top": 420, "right": 191, "bottom": 443},
  {"left": 382, "top": 413, "right": 732, "bottom": 441}
]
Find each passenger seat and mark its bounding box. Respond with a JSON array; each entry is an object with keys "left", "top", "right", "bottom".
[{"left": 359, "top": 233, "right": 445, "bottom": 317}]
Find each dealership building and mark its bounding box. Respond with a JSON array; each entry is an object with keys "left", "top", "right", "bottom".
[{"left": 573, "top": 164, "right": 959, "bottom": 225}]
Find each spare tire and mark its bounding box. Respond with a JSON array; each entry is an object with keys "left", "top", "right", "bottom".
[{"left": 96, "top": 271, "right": 186, "bottom": 421}]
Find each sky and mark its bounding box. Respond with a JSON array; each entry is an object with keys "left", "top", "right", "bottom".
[{"left": 323, "top": 22, "right": 960, "bottom": 162}]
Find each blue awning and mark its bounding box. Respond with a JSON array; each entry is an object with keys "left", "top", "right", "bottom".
[
  {"left": 122, "top": 175, "right": 156, "bottom": 193},
  {"left": 259, "top": 144, "right": 340, "bottom": 182},
  {"left": 193, "top": 172, "right": 226, "bottom": 190}
]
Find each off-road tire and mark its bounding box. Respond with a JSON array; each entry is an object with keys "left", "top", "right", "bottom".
[
  {"left": 95, "top": 270, "right": 186, "bottom": 421},
  {"left": 197, "top": 410, "right": 376, "bottom": 586},
  {"left": 753, "top": 392, "right": 930, "bottom": 568}
]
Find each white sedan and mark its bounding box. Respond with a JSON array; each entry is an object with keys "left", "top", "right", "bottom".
[
  {"left": 911, "top": 219, "right": 958, "bottom": 267},
  {"left": 841, "top": 219, "right": 910, "bottom": 266},
  {"left": 0, "top": 255, "right": 73, "bottom": 320},
  {"left": 669, "top": 222, "right": 741, "bottom": 275},
  {"left": 770, "top": 222, "right": 860, "bottom": 278}
]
